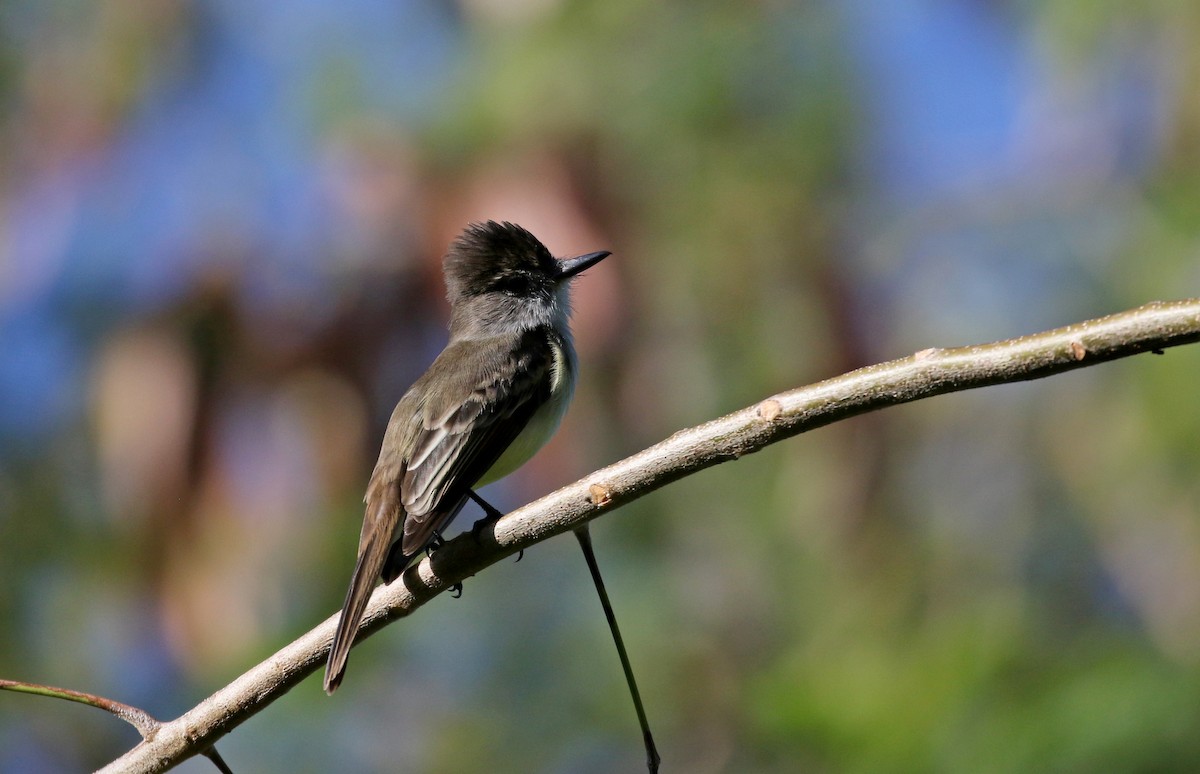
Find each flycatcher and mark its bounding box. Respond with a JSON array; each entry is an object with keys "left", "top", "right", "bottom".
[{"left": 324, "top": 221, "right": 610, "bottom": 691}]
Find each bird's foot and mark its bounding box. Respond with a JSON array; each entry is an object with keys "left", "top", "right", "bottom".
[
  {"left": 425, "top": 533, "right": 466, "bottom": 598},
  {"left": 425, "top": 532, "right": 446, "bottom": 559},
  {"left": 468, "top": 490, "right": 523, "bottom": 562},
  {"left": 468, "top": 490, "right": 504, "bottom": 541}
]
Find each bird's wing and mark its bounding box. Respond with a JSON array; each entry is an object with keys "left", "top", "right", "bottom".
[
  {"left": 325, "top": 331, "right": 555, "bottom": 693},
  {"left": 398, "top": 331, "right": 555, "bottom": 555}
]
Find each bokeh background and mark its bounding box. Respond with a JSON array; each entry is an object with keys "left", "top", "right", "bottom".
[{"left": 2, "top": 1, "right": 1200, "bottom": 772}]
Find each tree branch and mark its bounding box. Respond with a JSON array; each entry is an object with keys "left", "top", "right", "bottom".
[{"left": 87, "top": 298, "right": 1200, "bottom": 773}]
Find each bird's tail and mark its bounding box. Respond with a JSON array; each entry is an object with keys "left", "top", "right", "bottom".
[{"left": 324, "top": 528, "right": 391, "bottom": 694}]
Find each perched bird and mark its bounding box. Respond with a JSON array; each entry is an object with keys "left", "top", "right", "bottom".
[{"left": 324, "top": 221, "right": 610, "bottom": 692}]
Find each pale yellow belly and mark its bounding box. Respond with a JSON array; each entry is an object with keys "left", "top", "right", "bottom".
[{"left": 476, "top": 336, "right": 575, "bottom": 486}]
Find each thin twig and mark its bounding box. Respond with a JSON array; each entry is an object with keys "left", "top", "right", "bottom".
[
  {"left": 0, "top": 679, "right": 159, "bottom": 737},
  {"left": 0, "top": 679, "right": 234, "bottom": 772},
  {"left": 574, "top": 525, "right": 661, "bottom": 773}
]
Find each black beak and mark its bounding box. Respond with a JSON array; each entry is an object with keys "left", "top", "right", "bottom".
[{"left": 556, "top": 250, "right": 610, "bottom": 281}]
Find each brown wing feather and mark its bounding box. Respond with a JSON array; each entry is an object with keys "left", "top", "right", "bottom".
[
  {"left": 324, "top": 331, "right": 554, "bottom": 692},
  {"left": 398, "top": 333, "right": 553, "bottom": 554}
]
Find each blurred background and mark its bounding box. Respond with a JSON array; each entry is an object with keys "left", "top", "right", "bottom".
[{"left": 2, "top": 1, "right": 1200, "bottom": 772}]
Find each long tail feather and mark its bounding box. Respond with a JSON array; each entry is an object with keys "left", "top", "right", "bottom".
[
  {"left": 324, "top": 530, "right": 390, "bottom": 694},
  {"left": 326, "top": 477, "right": 400, "bottom": 696}
]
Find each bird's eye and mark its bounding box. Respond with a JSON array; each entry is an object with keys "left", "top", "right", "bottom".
[{"left": 492, "top": 272, "right": 531, "bottom": 296}]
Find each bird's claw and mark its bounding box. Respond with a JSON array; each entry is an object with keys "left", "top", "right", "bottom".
[{"left": 425, "top": 532, "right": 446, "bottom": 559}]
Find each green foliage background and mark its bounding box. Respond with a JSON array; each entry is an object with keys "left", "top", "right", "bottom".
[{"left": 2, "top": 2, "right": 1200, "bottom": 771}]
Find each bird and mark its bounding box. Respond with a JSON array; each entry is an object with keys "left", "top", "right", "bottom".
[
  {"left": 323, "top": 220, "right": 659, "bottom": 772},
  {"left": 324, "top": 220, "right": 611, "bottom": 693}
]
